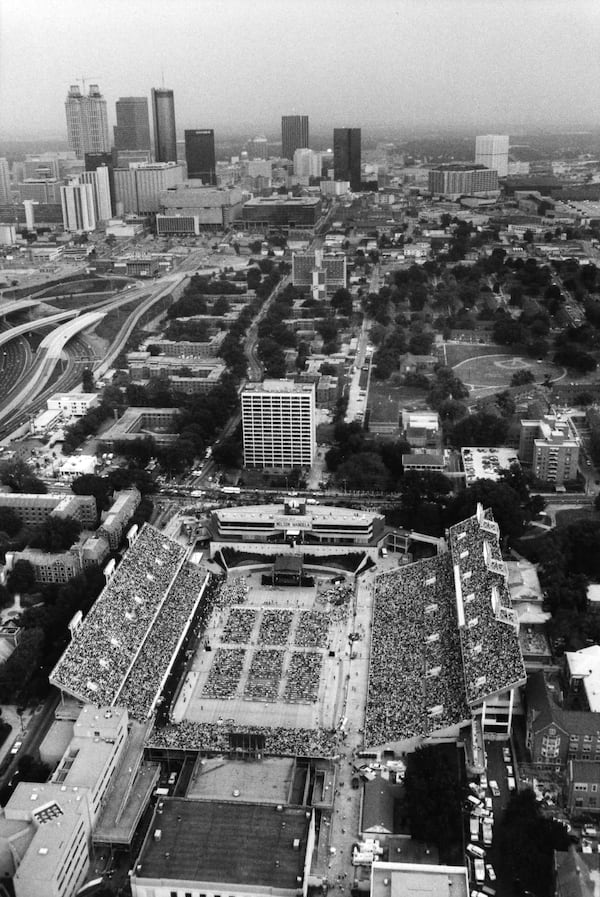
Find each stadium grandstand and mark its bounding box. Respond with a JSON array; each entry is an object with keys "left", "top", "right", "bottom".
[
  {"left": 364, "top": 504, "right": 526, "bottom": 759},
  {"left": 50, "top": 525, "right": 210, "bottom": 721}
]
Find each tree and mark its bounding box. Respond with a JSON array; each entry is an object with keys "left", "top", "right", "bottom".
[
  {"left": 30, "top": 515, "right": 82, "bottom": 552},
  {"left": 335, "top": 452, "right": 390, "bottom": 492},
  {"left": 331, "top": 287, "right": 353, "bottom": 317},
  {"left": 70, "top": 474, "right": 110, "bottom": 513},
  {"left": 81, "top": 368, "right": 95, "bottom": 392},
  {"left": 404, "top": 745, "right": 462, "bottom": 849},
  {"left": 213, "top": 296, "right": 230, "bottom": 316},
  {"left": 496, "top": 789, "right": 569, "bottom": 897},
  {"left": 511, "top": 369, "right": 535, "bottom": 387},
  {"left": 450, "top": 412, "right": 509, "bottom": 448},
  {"left": 0, "top": 507, "right": 22, "bottom": 537},
  {"left": 0, "top": 459, "right": 47, "bottom": 494},
  {"left": 446, "top": 480, "right": 524, "bottom": 541},
  {"left": 7, "top": 560, "right": 35, "bottom": 595}
]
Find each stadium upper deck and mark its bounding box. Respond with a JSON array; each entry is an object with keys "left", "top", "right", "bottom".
[
  {"left": 365, "top": 504, "right": 526, "bottom": 752},
  {"left": 50, "top": 525, "right": 208, "bottom": 718}
]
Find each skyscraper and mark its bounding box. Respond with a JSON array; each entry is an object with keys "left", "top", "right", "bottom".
[
  {"left": 114, "top": 97, "right": 151, "bottom": 152},
  {"left": 60, "top": 181, "right": 96, "bottom": 232},
  {"left": 242, "top": 380, "right": 316, "bottom": 469},
  {"left": 65, "top": 84, "right": 110, "bottom": 159},
  {"left": 333, "top": 128, "right": 361, "bottom": 191},
  {"left": 85, "top": 152, "right": 115, "bottom": 215},
  {"left": 0, "top": 159, "right": 11, "bottom": 204},
  {"left": 184, "top": 130, "right": 216, "bottom": 185},
  {"left": 281, "top": 115, "right": 309, "bottom": 161},
  {"left": 475, "top": 134, "right": 509, "bottom": 178},
  {"left": 80, "top": 166, "right": 112, "bottom": 222},
  {"left": 151, "top": 88, "right": 177, "bottom": 163}
]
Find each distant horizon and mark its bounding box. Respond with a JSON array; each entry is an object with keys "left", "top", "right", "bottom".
[{"left": 1, "top": 0, "right": 599, "bottom": 148}]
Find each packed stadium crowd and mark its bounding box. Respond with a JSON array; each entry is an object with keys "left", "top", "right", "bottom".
[
  {"left": 118, "top": 563, "right": 209, "bottom": 719},
  {"left": 245, "top": 649, "right": 284, "bottom": 700},
  {"left": 295, "top": 611, "right": 329, "bottom": 648},
  {"left": 223, "top": 608, "right": 257, "bottom": 644},
  {"left": 203, "top": 648, "right": 246, "bottom": 699},
  {"left": 365, "top": 553, "right": 469, "bottom": 746},
  {"left": 258, "top": 610, "right": 294, "bottom": 646},
  {"left": 148, "top": 719, "right": 338, "bottom": 757},
  {"left": 449, "top": 511, "right": 526, "bottom": 704},
  {"left": 214, "top": 576, "right": 249, "bottom": 607},
  {"left": 51, "top": 525, "right": 187, "bottom": 707},
  {"left": 284, "top": 651, "right": 322, "bottom": 703},
  {"left": 319, "top": 581, "right": 353, "bottom": 621}
]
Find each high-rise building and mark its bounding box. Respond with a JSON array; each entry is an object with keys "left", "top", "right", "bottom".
[
  {"left": 60, "top": 181, "right": 96, "bottom": 232},
  {"left": 333, "top": 128, "right": 361, "bottom": 191},
  {"left": 281, "top": 115, "right": 309, "bottom": 161},
  {"left": 293, "top": 148, "right": 321, "bottom": 179},
  {"left": 65, "top": 84, "right": 110, "bottom": 159},
  {"left": 85, "top": 152, "right": 115, "bottom": 215},
  {"left": 428, "top": 165, "right": 499, "bottom": 196},
  {"left": 519, "top": 414, "right": 580, "bottom": 484},
  {"left": 242, "top": 380, "right": 316, "bottom": 469},
  {"left": 475, "top": 134, "right": 509, "bottom": 178},
  {"left": 0, "top": 158, "right": 11, "bottom": 203},
  {"left": 247, "top": 136, "right": 269, "bottom": 160},
  {"left": 113, "top": 162, "right": 184, "bottom": 214},
  {"left": 114, "top": 97, "right": 151, "bottom": 152},
  {"left": 80, "top": 166, "right": 112, "bottom": 222},
  {"left": 151, "top": 88, "right": 177, "bottom": 163},
  {"left": 184, "top": 129, "right": 216, "bottom": 185}
]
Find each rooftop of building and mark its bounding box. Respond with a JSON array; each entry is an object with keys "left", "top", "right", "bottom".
[
  {"left": 371, "top": 861, "right": 469, "bottom": 897},
  {"left": 565, "top": 645, "right": 600, "bottom": 713},
  {"left": 461, "top": 446, "right": 519, "bottom": 484},
  {"left": 243, "top": 378, "right": 316, "bottom": 395},
  {"left": 244, "top": 195, "right": 321, "bottom": 207},
  {"left": 213, "top": 502, "right": 381, "bottom": 527},
  {"left": 135, "top": 799, "right": 310, "bottom": 888}
]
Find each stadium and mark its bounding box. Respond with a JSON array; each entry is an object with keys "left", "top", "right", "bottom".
[{"left": 50, "top": 503, "right": 526, "bottom": 769}]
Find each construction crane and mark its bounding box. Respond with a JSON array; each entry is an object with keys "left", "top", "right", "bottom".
[{"left": 76, "top": 76, "right": 100, "bottom": 93}]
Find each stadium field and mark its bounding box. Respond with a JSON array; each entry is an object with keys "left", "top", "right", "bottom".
[{"left": 452, "top": 354, "right": 564, "bottom": 390}]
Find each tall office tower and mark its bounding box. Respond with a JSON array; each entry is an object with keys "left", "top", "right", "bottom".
[
  {"left": 475, "top": 134, "right": 509, "bottom": 178},
  {"left": 0, "top": 158, "right": 11, "bottom": 203},
  {"left": 247, "top": 136, "right": 269, "bottom": 160},
  {"left": 85, "top": 152, "right": 115, "bottom": 215},
  {"left": 333, "top": 128, "right": 361, "bottom": 191},
  {"left": 80, "top": 166, "right": 112, "bottom": 222},
  {"left": 60, "top": 181, "right": 96, "bottom": 232},
  {"left": 151, "top": 88, "right": 177, "bottom": 163},
  {"left": 113, "top": 162, "right": 184, "bottom": 214},
  {"left": 22, "top": 200, "right": 37, "bottom": 230},
  {"left": 281, "top": 115, "right": 309, "bottom": 161},
  {"left": 114, "top": 97, "right": 151, "bottom": 151},
  {"left": 293, "top": 148, "right": 321, "bottom": 179},
  {"left": 184, "top": 129, "right": 216, "bottom": 185},
  {"left": 65, "top": 84, "right": 110, "bottom": 159},
  {"left": 241, "top": 380, "right": 316, "bottom": 469}
]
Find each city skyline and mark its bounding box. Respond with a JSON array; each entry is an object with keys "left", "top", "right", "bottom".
[{"left": 1, "top": 0, "right": 599, "bottom": 141}]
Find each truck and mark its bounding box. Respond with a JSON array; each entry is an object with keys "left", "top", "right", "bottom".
[{"left": 221, "top": 486, "right": 241, "bottom": 495}]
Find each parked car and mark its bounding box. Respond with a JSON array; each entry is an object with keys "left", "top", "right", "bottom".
[
  {"left": 9, "top": 740, "right": 22, "bottom": 755},
  {"left": 489, "top": 780, "right": 500, "bottom": 797},
  {"left": 502, "top": 747, "right": 511, "bottom": 763},
  {"left": 486, "top": 865, "right": 496, "bottom": 882},
  {"left": 474, "top": 859, "right": 486, "bottom": 883}
]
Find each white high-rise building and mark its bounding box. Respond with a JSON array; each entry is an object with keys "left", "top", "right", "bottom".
[
  {"left": 293, "top": 148, "right": 321, "bottom": 179},
  {"left": 0, "top": 158, "right": 11, "bottom": 203},
  {"left": 242, "top": 380, "right": 316, "bottom": 469},
  {"left": 80, "top": 166, "right": 112, "bottom": 222},
  {"left": 60, "top": 181, "right": 96, "bottom": 232},
  {"left": 65, "top": 84, "right": 110, "bottom": 159},
  {"left": 475, "top": 134, "right": 509, "bottom": 178}
]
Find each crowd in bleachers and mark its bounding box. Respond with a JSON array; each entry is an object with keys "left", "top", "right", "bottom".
[
  {"left": 215, "top": 577, "right": 249, "bottom": 607},
  {"left": 203, "top": 648, "right": 246, "bottom": 699},
  {"left": 117, "top": 563, "right": 208, "bottom": 720},
  {"left": 258, "top": 610, "right": 293, "bottom": 646},
  {"left": 448, "top": 510, "right": 526, "bottom": 705},
  {"left": 295, "top": 611, "right": 329, "bottom": 648},
  {"left": 223, "top": 608, "right": 257, "bottom": 643},
  {"left": 365, "top": 554, "right": 469, "bottom": 747},
  {"left": 51, "top": 525, "right": 187, "bottom": 707},
  {"left": 284, "top": 651, "right": 322, "bottom": 703},
  {"left": 148, "top": 719, "right": 338, "bottom": 757},
  {"left": 244, "top": 649, "right": 284, "bottom": 701}
]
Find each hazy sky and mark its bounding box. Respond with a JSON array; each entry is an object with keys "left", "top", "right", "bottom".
[{"left": 1, "top": 0, "right": 599, "bottom": 140}]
